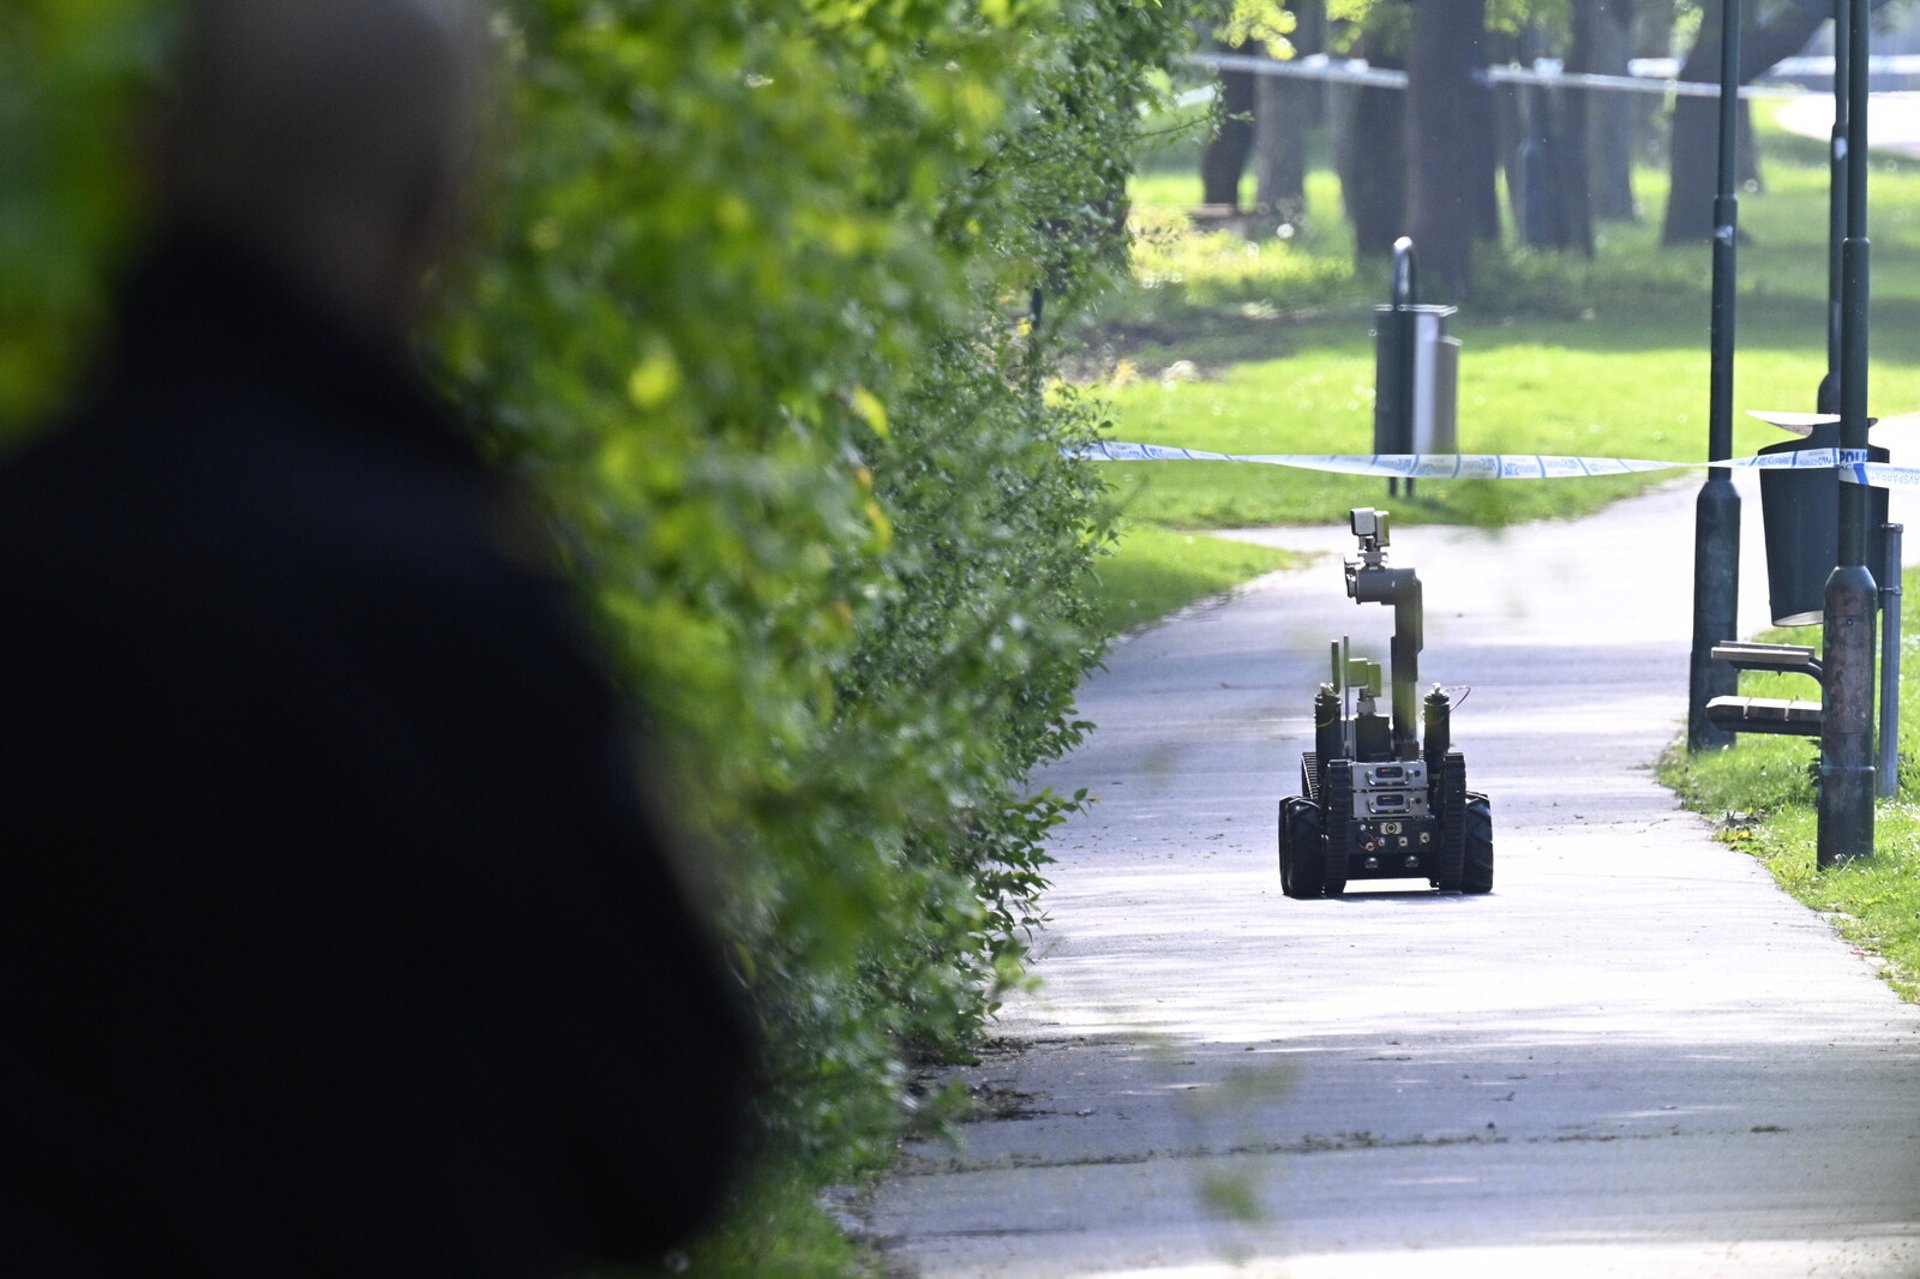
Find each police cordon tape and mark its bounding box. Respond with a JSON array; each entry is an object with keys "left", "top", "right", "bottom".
[{"left": 1072, "top": 441, "right": 1920, "bottom": 488}]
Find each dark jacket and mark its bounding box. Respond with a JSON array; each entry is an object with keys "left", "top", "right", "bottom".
[{"left": 0, "top": 232, "right": 750, "bottom": 1277}]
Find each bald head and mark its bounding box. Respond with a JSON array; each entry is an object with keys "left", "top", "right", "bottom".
[{"left": 165, "top": 0, "right": 491, "bottom": 341}]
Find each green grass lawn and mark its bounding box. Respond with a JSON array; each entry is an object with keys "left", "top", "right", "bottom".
[
  {"left": 619, "top": 1168, "right": 883, "bottom": 1277},
  {"left": 1090, "top": 524, "right": 1303, "bottom": 635},
  {"left": 1659, "top": 568, "right": 1920, "bottom": 1003},
  {"left": 1087, "top": 102, "right": 1920, "bottom": 636}
]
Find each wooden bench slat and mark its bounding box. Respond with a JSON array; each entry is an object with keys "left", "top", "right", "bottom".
[
  {"left": 1706, "top": 694, "right": 1823, "bottom": 737},
  {"left": 1711, "top": 642, "right": 1822, "bottom": 678}
]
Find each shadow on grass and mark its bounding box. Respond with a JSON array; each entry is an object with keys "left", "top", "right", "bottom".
[{"left": 1082, "top": 284, "right": 1920, "bottom": 377}]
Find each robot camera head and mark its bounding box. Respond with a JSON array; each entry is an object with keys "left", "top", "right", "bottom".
[{"left": 1349, "top": 508, "right": 1389, "bottom": 546}]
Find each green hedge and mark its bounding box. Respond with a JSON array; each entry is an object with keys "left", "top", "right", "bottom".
[{"left": 446, "top": 0, "right": 1201, "bottom": 1172}]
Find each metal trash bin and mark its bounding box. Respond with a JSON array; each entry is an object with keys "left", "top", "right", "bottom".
[
  {"left": 1372, "top": 302, "right": 1459, "bottom": 458},
  {"left": 1757, "top": 421, "right": 1888, "bottom": 626}
]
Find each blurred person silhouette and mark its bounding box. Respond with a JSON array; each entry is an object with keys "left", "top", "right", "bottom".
[{"left": 0, "top": 1, "right": 753, "bottom": 1275}]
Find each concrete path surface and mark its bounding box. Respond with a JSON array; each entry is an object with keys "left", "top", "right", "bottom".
[
  {"left": 866, "top": 476, "right": 1920, "bottom": 1277},
  {"left": 1777, "top": 91, "right": 1920, "bottom": 159}
]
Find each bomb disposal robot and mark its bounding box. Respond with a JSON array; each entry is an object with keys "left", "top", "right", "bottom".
[{"left": 1278, "top": 508, "right": 1493, "bottom": 898}]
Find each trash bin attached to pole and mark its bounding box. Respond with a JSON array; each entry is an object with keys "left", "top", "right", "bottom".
[
  {"left": 1756, "top": 419, "right": 1887, "bottom": 627},
  {"left": 1372, "top": 237, "right": 1459, "bottom": 500}
]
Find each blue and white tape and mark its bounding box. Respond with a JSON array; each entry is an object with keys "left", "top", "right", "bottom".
[
  {"left": 1072, "top": 441, "right": 1906, "bottom": 485},
  {"left": 1854, "top": 461, "right": 1920, "bottom": 489}
]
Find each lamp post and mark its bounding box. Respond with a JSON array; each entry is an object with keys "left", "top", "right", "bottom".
[
  {"left": 1688, "top": 0, "right": 1743, "bottom": 752},
  {"left": 1819, "top": 0, "right": 1877, "bottom": 865},
  {"left": 1819, "top": 0, "right": 1849, "bottom": 414}
]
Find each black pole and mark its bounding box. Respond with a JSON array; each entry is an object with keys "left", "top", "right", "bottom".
[
  {"left": 1688, "top": 0, "right": 1742, "bottom": 752},
  {"left": 1819, "top": 0, "right": 1877, "bottom": 865},
  {"left": 1393, "top": 239, "right": 1417, "bottom": 501},
  {"left": 1879, "top": 524, "right": 1903, "bottom": 798},
  {"left": 1820, "top": 0, "right": 1850, "bottom": 413}
]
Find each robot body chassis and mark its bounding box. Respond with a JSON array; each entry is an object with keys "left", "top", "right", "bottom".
[{"left": 1279, "top": 509, "right": 1493, "bottom": 898}]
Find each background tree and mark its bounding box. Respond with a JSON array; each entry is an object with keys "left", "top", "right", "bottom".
[
  {"left": 1254, "top": 0, "right": 1326, "bottom": 224},
  {"left": 1198, "top": 2, "right": 1302, "bottom": 211},
  {"left": 1583, "top": 0, "right": 1638, "bottom": 222},
  {"left": 1661, "top": 0, "right": 1829, "bottom": 244},
  {"left": 1408, "top": 0, "right": 1499, "bottom": 291},
  {"left": 1201, "top": 35, "right": 1259, "bottom": 205},
  {"left": 1333, "top": 6, "right": 1409, "bottom": 260},
  {"left": 1552, "top": 0, "right": 1609, "bottom": 255}
]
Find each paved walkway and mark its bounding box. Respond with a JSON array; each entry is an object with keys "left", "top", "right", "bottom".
[
  {"left": 1777, "top": 91, "right": 1920, "bottom": 158},
  {"left": 867, "top": 477, "right": 1920, "bottom": 1277}
]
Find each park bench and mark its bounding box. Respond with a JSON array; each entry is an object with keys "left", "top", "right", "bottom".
[{"left": 1705, "top": 642, "right": 1823, "bottom": 737}]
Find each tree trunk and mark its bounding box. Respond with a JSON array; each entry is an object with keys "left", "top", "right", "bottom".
[
  {"left": 1631, "top": 0, "right": 1673, "bottom": 170},
  {"left": 1557, "top": 0, "right": 1602, "bottom": 256},
  {"left": 1201, "top": 38, "right": 1258, "bottom": 208},
  {"left": 1253, "top": 71, "right": 1307, "bottom": 221},
  {"left": 1737, "top": 99, "right": 1761, "bottom": 189},
  {"left": 1660, "top": 2, "right": 1824, "bottom": 245},
  {"left": 1485, "top": 29, "right": 1527, "bottom": 237},
  {"left": 1514, "top": 86, "right": 1570, "bottom": 248},
  {"left": 1252, "top": 0, "right": 1325, "bottom": 225},
  {"left": 1406, "top": 0, "right": 1491, "bottom": 294},
  {"left": 1339, "top": 88, "right": 1404, "bottom": 260},
  {"left": 1585, "top": 0, "right": 1637, "bottom": 223},
  {"left": 1336, "top": 26, "right": 1406, "bottom": 263},
  {"left": 1508, "top": 25, "right": 1573, "bottom": 252},
  {"left": 1294, "top": 0, "right": 1326, "bottom": 127},
  {"left": 1464, "top": 32, "right": 1501, "bottom": 242}
]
